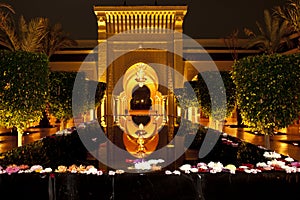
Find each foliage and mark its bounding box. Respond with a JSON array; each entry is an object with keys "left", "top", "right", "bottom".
[
  {"left": 273, "top": 0, "right": 300, "bottom": 33},
  {"left": 42, "top": 22, "right": 77, "bottom": 58},
  {"left": 232, "top": 53, "right": 300, "bottom": 135},
  {"left": 0, "top": 50, "right": 49, "bottom": 133},
  {"left": 174, "top": 83, "right": 199, "bottom": 109},
  {"left": 243, "top": 9, "right": 291, "bottom": 54},
  {"left": 48, "top": 71, "right": 107, "bottom": 122},
  {"left": 0, "top": 13, "right": 48, "bottom": 52},
  {"left": 192, "top": 71, "right": 236, "bottom": 120},
  {"left": 0, "top": 130, "right": 88, "bottom": 168},
  {"left": 236, "top": 141, "right": 267, "bottom": 166},
  {"left": 85, "top": 80, "right": 107, "bottom": 109},
  {"left": 48, "top": 71, "right": 78, "bottom": 121},
  {"left": 94, "top": 81, "right": 106, "bottom": 108},
  {"left": 0, "top": 3, "right": 77, "bottom": 57}
]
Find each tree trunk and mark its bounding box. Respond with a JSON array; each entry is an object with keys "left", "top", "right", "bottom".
[
  {"left": 236, "top": 107, "right": 242, "bottom": 126},
  {"left": 59, "top": 119, "right": 67, "bottom": 131},
  {"left": 264, "top": 134, "right": 271, "bottom": 149},
  {"left": 17, "top": 128, "right": 23, "bottom": 147}
]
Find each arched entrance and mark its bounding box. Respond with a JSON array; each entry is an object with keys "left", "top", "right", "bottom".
[{"left": 130, "top": 85, "right": 152, "bottom": 110}]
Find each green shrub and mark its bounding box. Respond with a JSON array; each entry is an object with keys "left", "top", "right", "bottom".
[
  {"left": 232, "top": 53, "right": 300, "bottom": 135},
  {"left": 0, "top": 50, "right": 49, "bottom": 134},
  {"left": 192, "top": 71, "right": 236, "bottom": 120},
  {"left": 48, "top": 71, "right": 78, "bottom": 121}
]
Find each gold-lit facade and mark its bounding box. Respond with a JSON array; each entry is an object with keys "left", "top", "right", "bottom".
[{"left": 93, "top": 6, "right": 187, "bottom": 159}]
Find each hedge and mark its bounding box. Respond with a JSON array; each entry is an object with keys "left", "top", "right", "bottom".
[{"left": 232, "top": 53, "right": 300, "bottom": 135}]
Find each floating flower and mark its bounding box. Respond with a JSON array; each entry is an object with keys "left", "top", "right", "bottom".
[
  {"left": 151, "top": 165, "right": 162, "bottom": 171},
  {"left": 85, "top": 166, "right": 98, "bottom": 175},
  {"left": 56, "top": 165, "right": 67, "bottom": 173},
  {"left": 285, "top": 156, "right": 294, "bottom": 162},
  {"left": 108, "top": 170, "right": 115, "bottom": 175},
  {"left": 263, "top": 151, "right": 281, "bottom": 159},
  {"left": 190, "top": 167, "right": 198, "bottom": 173},
  {"left": 30, "top": 165, "right": 43, "bottom": 173},
  {"left": 115, "top": 169, "right": 125, "bottom": 174},
  {"left": 42, "top": 168, "right": 53, "bottom": 173},
  {"left": 165, "top": 170, "right": 172, "bottom": 175},
  {"left": 19, "top": 164, "right": 29, "bottom": 170},
  {"left": 6, "top": 164, "right": 20, "bottom": 174},
  {"left": 173, "top": 170, "right": 181, "bottom": 175},
  {"left": 291, "top": 162, "right": 300, "bottom": 167},
  {"left": 225, "top": 164, "right": 236, "bottom": 173},
  {"left": 134, "top": 161, "right": 151, "bottom": 170},
  {"left": 207, "top": 161, "right": 223, "bottom": 173},
  {"left": 179, "top": 164, "right": 191, "bottom": 171}
]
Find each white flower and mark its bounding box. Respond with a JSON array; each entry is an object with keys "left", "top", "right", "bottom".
[
  {"left": 190, "top": 168, "right": 198, "bottom": 173},
  {"left": 108, "top": 170, "right": 115, "bottom": 175},
  {"left": 285, "top": 156, "right": 294, "bottom": 162},
  {"left": 86, "top": 167, "right": 98, "bottom": 175},
  {"left": 207, "top": 162, "right": 223, "bottom": 173},
  {"left": 165, "top": 170, "right": 172, "bottom": 175},
  {"left": 30, "top": 165, "right": 43, "bottom": 172},
  {"left": 256, "top": 162, "right": 267, "bottom": 168},
  {"left": 97, "top": 170, "right": 103, "bottom": 176},
  {"left": 173, "top": 170, "right": 181, "bottom": 175},
  {"left": 179, "top": 164, "right": 191, "bottom": 171},
  {"left": 44, "top": 168, "right": 53, "bottom": 173},
  {"left": 135, "top": 162, "right": 151, "bottom": 170},
  {"left": 263, "top": 151, "right": 281, "bottom": 159},
  {"left": 267, "top": 159, "right": 285, "bottom": 167},
  {"left": 40, "top": 168, "right": 52, "bottom": 173}
]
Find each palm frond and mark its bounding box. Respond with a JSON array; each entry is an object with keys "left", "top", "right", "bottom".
[
  {"left": 264, "top": 10, "right": 272, "bottom": 38},
  {"left": 43, "top": 22, "right": 77, "bottom": 58},
  {"left": 0, "top": 13, "right": 19, "bottom": 50},
  {"left": 20, "top": 17, "right": 49, "bottom": 52},
  {"left": 273, "top": 0, "right": 300, "bottom": 32},
  {"left": 0, "top": 3, "right": 15, "bottom": 14},
  {"left": 0, "top": 3, "right": 17, "bottom": 50}
]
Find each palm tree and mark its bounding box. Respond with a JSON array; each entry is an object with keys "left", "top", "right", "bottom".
[
  {"left": 273, "top": 0, "right": 300, "bottom": 32},
  {"left": 0, "top": 3, "right": 16, "bottom": 50},
  {"left": 0, "top": 6, "right": 49, "bottom": 52},
  {"left": 0, "top": 3, "right": 78, "bottom": 130},
  {"left": 42, "top": 22, "right": 78, "bottom": 58},
  {"left": 243, "top": 9, "right": 290, "bottom": 54},
  {"left": 0, "top": 4, "right": 77, "bottom": 57},
  {"left": 18, "top": 16, "right": 49, "bottom": 52},
  {"left": 273, "top": 0, "right": 300, "bottom": 49}
]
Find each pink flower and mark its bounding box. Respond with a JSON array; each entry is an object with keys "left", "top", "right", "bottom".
[
  {"left": 5, "top": 164, "right": 20, "bottom": 174},
  {"left": 291, "top": 162, "right": 300, "bottom": 167}
]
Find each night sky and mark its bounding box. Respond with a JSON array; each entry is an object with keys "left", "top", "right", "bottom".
[{"left": 2, "top": 0, "right": 287, "bottom": 40}]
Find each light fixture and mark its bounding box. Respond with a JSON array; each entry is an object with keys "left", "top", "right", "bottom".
[{"left": 135, "top": 63, "right": 147, "bottom": 87}]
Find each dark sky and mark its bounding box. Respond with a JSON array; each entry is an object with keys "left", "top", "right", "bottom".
[{"left": 2, "top": 0, "right": 287, "bottom": 40}]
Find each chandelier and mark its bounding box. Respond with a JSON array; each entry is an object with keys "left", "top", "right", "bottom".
[{"left": 135, "top": 63, "right": 147, "bottom": 87}]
